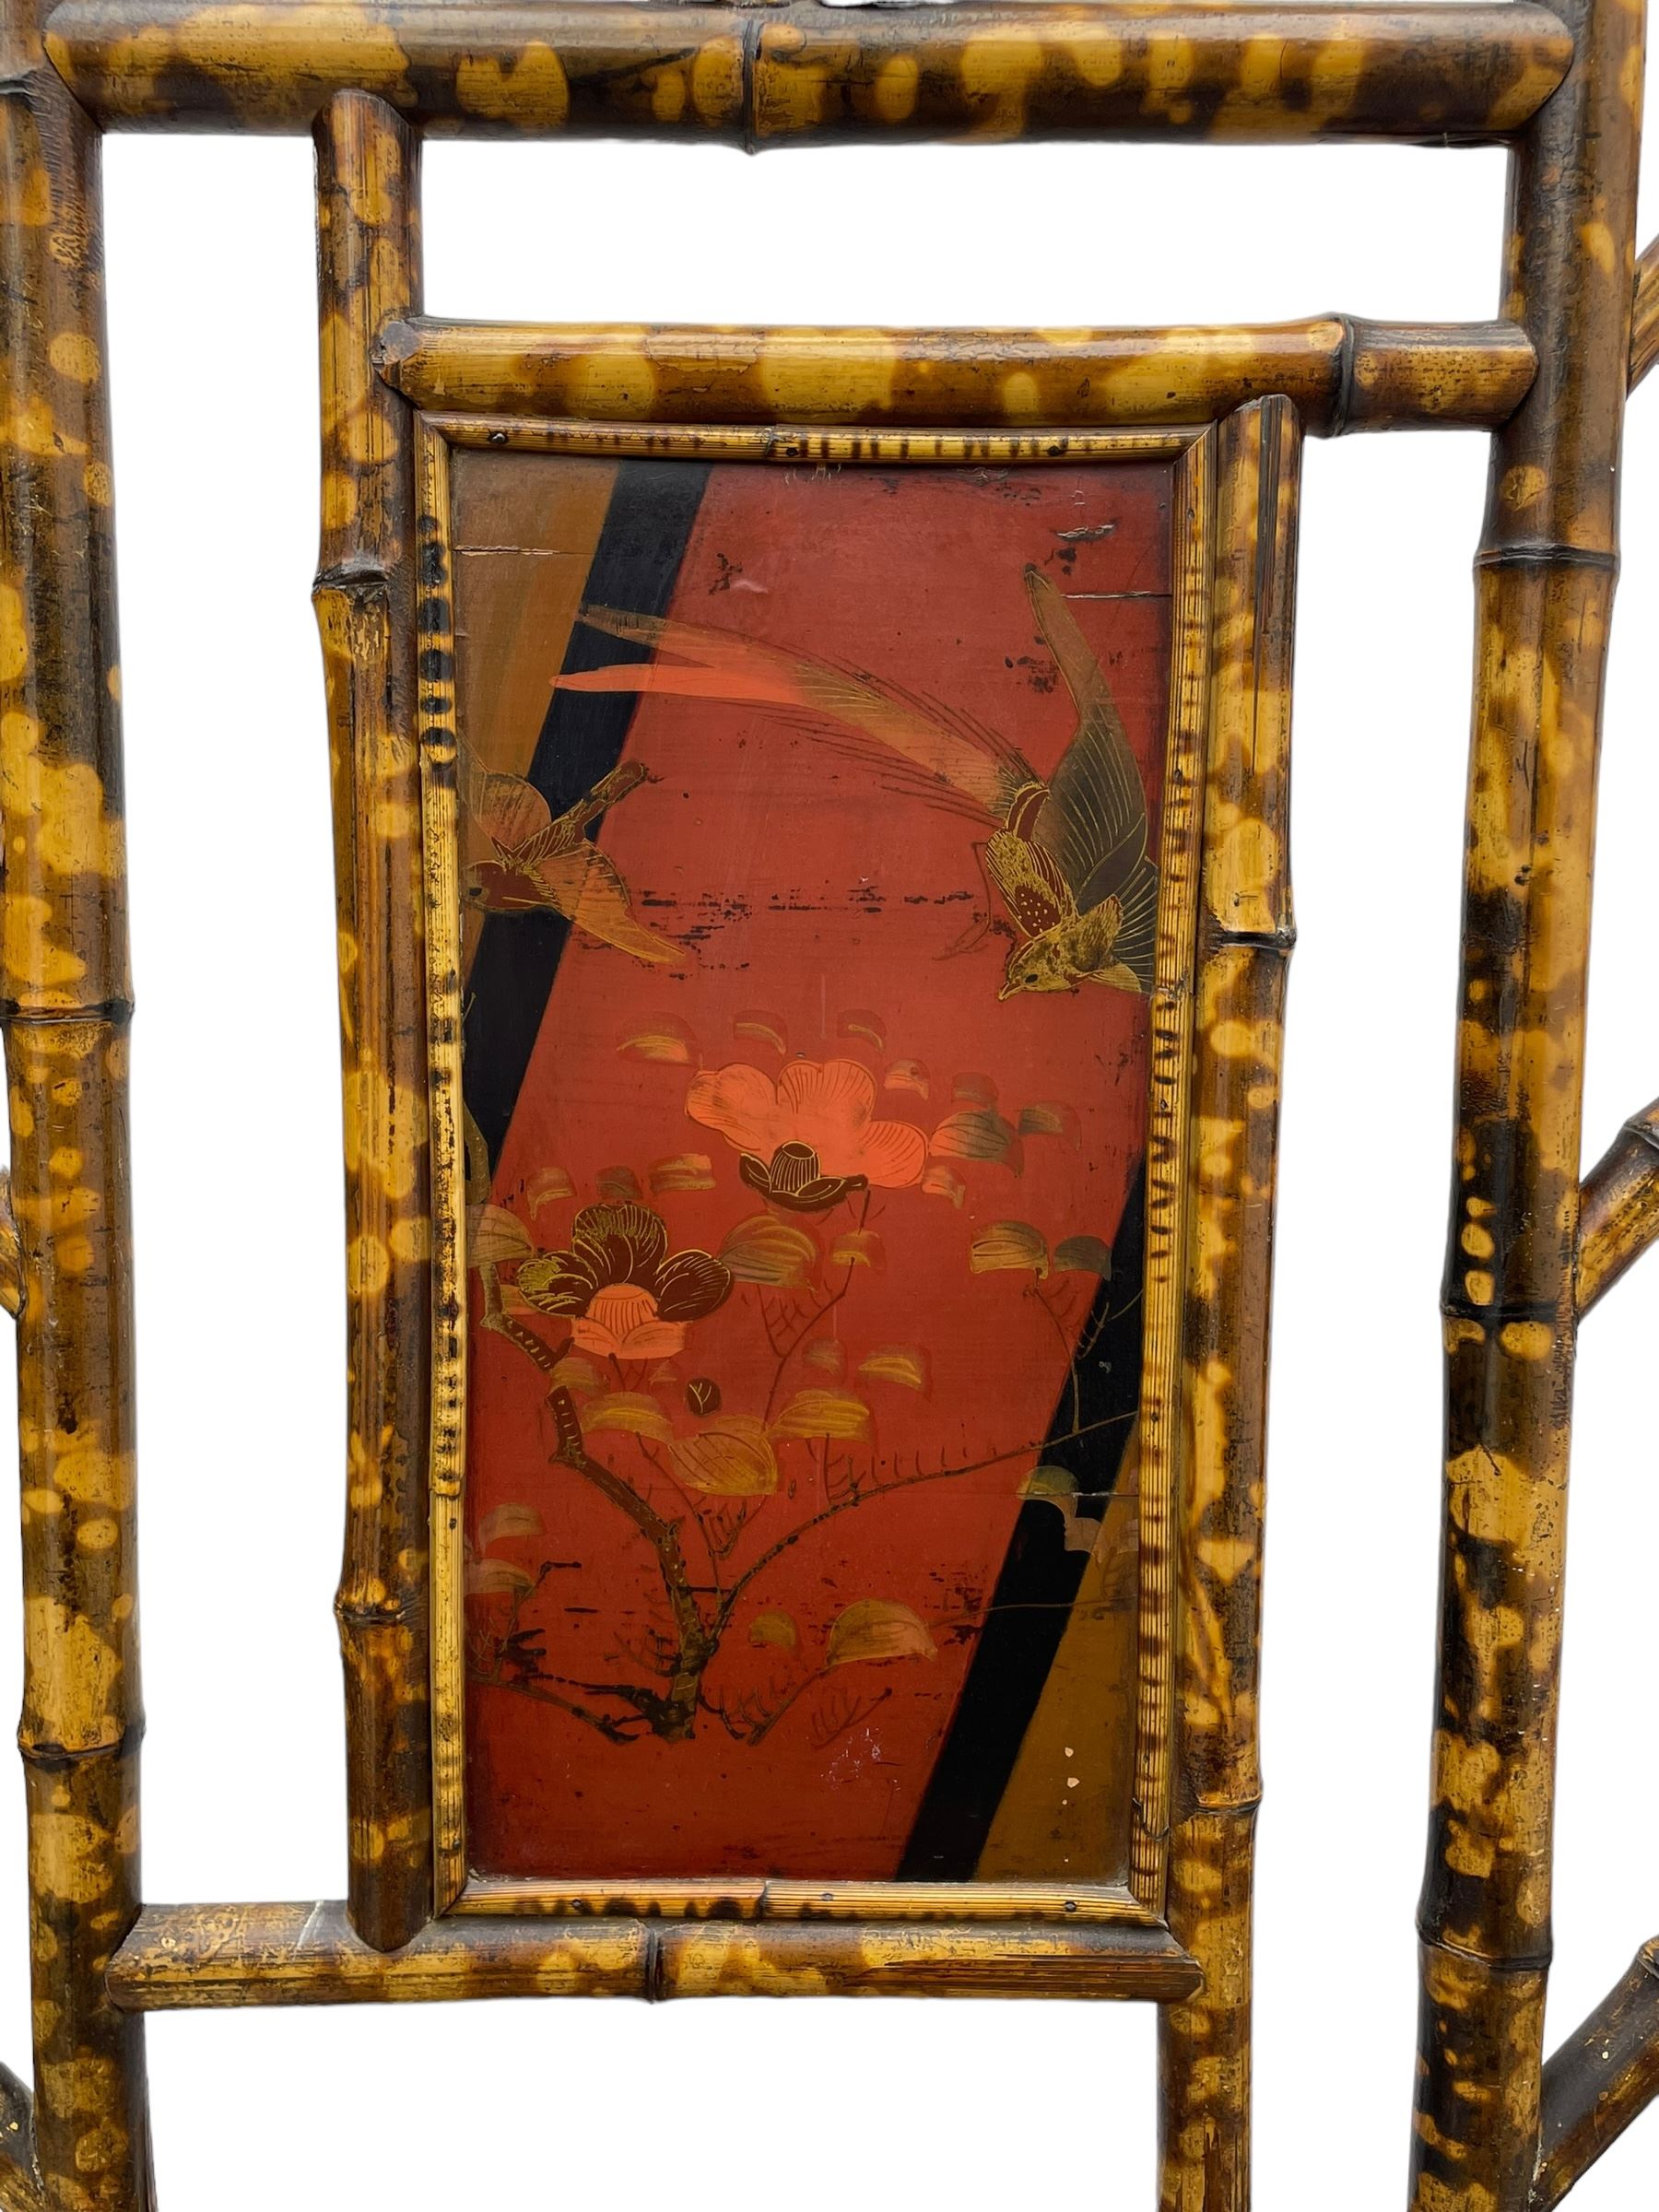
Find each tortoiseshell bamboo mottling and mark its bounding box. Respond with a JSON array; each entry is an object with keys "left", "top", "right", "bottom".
[
  {"left": 376, "top": 315, "right": 1537, "bottom": 437},
  {"left": 103, "top": 1900, "right": 1202, "bottom": 2008},
  {"left": 1409, "top": 0, "right": 1644, "bottom": 2197},
  {"left": 1534, "top": 1938, "right": 1659, "bottom": 2206},
  {"left": 1574, "top": 1095, "right": 1659, "bottom": 1313},
  {"left": 0, "top": 0, "right": 152, "bottom": 2202},
  {"left": 1158, "top": 397, "right": 1298, "bottom": 2212},
  {"left": 40, "top": 0, "right": 1573, "bottom": 142},
  {"left": 314, "top": 88, "right": 432, "bottom": 1954}
]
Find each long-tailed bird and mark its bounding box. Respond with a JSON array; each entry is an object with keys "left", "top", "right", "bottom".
[
  {"left": 461, "top": 756, "right": 677, "bottom": 967},
  {"left": 553, "top": 565, "right": 1155, "bottom": 999}
]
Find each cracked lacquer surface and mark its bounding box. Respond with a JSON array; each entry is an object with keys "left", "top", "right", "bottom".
[
  {"left": 0, "top": 0, "right": 152, "bottom": 2200},
  {"left": 1158, "top": 398, "right": 1298, "bottom": 2212},
  {"left": 1410, "top": 0, "right": 1645, "bottom": 2199},
  {"left": 37, "top": 1, "right": 1573, "bottom": 142},
  {"left": 315, "top": 88, "right": 433, "bottom": 1953}
]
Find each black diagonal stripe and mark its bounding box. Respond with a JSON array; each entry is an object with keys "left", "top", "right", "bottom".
[
  {"left": 896, "top": 1164, "right": 1147, "bottom": 1881},
  {"left": 463, "top": 460, "right": 712, "bottom": 1171}
]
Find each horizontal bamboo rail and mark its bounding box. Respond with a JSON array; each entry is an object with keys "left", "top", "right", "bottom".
[
  {"left": 104, "top": 1904, "right": 1203, "bottom": 2007},
  {"left": 1574, "top": 1098, "right": 1659, "bottom": 1314},
  {"left": 0, "top": 2066, "right": 36, "bottom": 2212},
  {"left": 451, "top": 1877, "right": 1149, "bottom": 1921},
  {"left": 1532, "top": 1938, "right": 1659, "bottom": 2206},
  {"left": 1631, "top": 237, "right": 1659, "bottom": 388},
  {"left": 40, "top": 0, "right": 1573, "bottom": 142},
  {"left": 377, "top": 314, "right": 1538, "bottom": 435}
]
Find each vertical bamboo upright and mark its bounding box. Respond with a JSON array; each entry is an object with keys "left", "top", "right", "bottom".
[
  {"left": 314, "top": 88, "right": 433, "bottom": 1953},
  {"left": 1158, "top": 396, "right": 1299, "bottom": 2212},
  {"left": 0, "top": 0, "right": 152, "bottom": 2201},
  {"left": 1409, "top": 0, "right": 1645, "bottom": 2196}
]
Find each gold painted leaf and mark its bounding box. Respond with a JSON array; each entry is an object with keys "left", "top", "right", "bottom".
[
  {"left": 596, "top": 1164, "right": 643, "bottom": 1205},
  {"left": 1018, "top": 1100, "right": 1082, "bottom": 1147},
  {"left": 477, "top": 1503, "right": 544, "bottom": 1548},
  {"left": 838, "top": 1008, "right": 886, "bottom": 1050},
  {"left": 858, "top": 1347, "right": 930, "bottom": 1394},
  {"left": 526, "top": 1166, "right": 576, "bottom": 1215},
  {"left": 719, "top": 1212, "right": 818, "bottom": 1288},
  {"left": 749, "top": 1608, "right": 798, "bottom": 1651},
  {"left": 1020, "top": 1464, "right": 1077, "bottom": 1504},
  {"left": 668, "top": 1416, "right": 779, "bottom": 1496},
  {"left": 830, "top": 1228, "right": 884, "bottom": 1273},
  {"left": 617, "top": 1014, "right": 699, "bottom": 1064},
  {"left": 970, "top": 1221, "right": 1050, "bottom": 1277},
  {"left": 827, "top": 1599, "right": 938, "bottom": 1668},
  {"left": 648, "top": 1151, "right": 716, "bottom": 1194},
  {"left": 803, "top": 1337, "right": 847, "bottom": 1380},
  {"left": 467, "top": 1204, "right": 535, "bottom": 1266},
  {"left": 952, "top": 1072, "right": 998, "bottom": 1107},
  {"left": 883, "top": 1058, "right": 930, "bottom": 1099},
  {"left": 734, "top": 1010, "right": 788, "bottom": 1055},
  {"left": 551, "top": 1353, "right": 606, "bottom": 1395},
  {"left": 771, "top": 1390, "right": 873, "bottom": 1442},
  {"left": 921, "top": 1162, "right": 966, "bottom": 1207},
  {"left": 1054, "top": 1234, "right": 1113, "bottom": 1277},
  {"left": 931, "top": 1107, "right": 1024, "bottom": 1174},
  {"left": 465, "top": 1558, "right": 535, "bottom": 1597},
  {"left": 582, "top": 1393, "right": 675, "bottom": 1441}
]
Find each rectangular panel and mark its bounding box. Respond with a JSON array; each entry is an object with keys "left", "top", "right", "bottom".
[{"left": 424, "top": 428, "right": 1204, "bottom": 1912}]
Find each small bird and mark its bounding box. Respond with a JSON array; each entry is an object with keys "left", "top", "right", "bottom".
[
  {"left": 555, "top": 565, "right": 1154, "bottom": 1000},
  {"left": 461, "top": 756, "right": 677, "bottom": 967}
]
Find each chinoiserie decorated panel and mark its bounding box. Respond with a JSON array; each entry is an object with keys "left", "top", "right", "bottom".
[{"left": 421, "top": 432, "right": 1206, "bottom": 1903}]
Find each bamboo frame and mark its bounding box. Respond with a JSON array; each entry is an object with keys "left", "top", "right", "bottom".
[
  {"left": 315, "top": 88, "right": 434, "bottom": 1955},
  {"left": 40, "top": 1, "right": 1573, "bottom": 142},
  {"left": 1408, "top": 0, "right": 1647, "bottom": 2194},
  {"left": 102, "top": 1900, "right": 1202, "bottom": 2007},
  {"left": 1158, "top": 395, "right": 1299, "bottom": 2212},
  {"left": 413, "top": 411, "right": 1238, "bottom": 1959},
  {"left": 377, "top": 315, "right": 1537, "bottom": 437},
  {"left": 0, "top": 0, "right": 153, "bottom": 2204},
  {"left": 0, "top": 0, "right": 1655, "bottom": 2197}
]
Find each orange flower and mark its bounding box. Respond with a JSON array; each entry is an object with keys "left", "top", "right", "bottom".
[{"left": 688, "top": 1060, "right": 925, "bottom": 1197}]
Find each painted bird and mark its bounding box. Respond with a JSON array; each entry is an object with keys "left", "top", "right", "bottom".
[
  {"left": 461, "top": 755, "right": 678, "bottom": 967},
  {"left": 553, "top": 564, "right": 1155, "bottom": 1000}
]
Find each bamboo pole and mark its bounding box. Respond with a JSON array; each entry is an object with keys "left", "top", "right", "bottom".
[
  {"left": 0, "top": 0, "right": 153, "bottom": 2199},
  {"left": 376, "top": 315, "right": 1537, "bottom": 437},
  {"left": 102, "top": 1901, "right": 1203, "bottom": 2008},
  {"left": 1574, "top": 1098, "right": 1659, "bottom": 1313},
  {"left": 41, "top": 0, "right": 1573, "bottom": 142},
  {"left": 1409, "top": 0, "right": 1644, "bottom": 2193},
  {"left": 1158, "top": 396, "right": 1300, "bottom": 2212},
  {"left": 1532, "top": 1937, "right": 1659, "bottom": 2206},
  {"left": 315, "top": 88, "right": 433, "bottom": 1954}
]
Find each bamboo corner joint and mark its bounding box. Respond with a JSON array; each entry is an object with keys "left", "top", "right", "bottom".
[{"left": 0, "top": 1, "right": 1657, "bottom": 2209}]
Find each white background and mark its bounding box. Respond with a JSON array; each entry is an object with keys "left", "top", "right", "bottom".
[{"left": 2, "top": 62, "right": 1657, "bottom": 2210}]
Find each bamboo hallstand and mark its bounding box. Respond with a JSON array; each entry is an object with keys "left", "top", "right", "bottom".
[{"left": 3, "top": 1, "right": 1658, "bottom": 2207}]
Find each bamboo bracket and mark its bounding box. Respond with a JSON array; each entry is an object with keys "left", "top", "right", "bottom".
[
  {"left": 1631, "top": 239, "right": 1659, "bottom": 389},
  {"left": 0, "top": 2065, "right": 39, "bottom": 2212},
  {"left": 1574, "top": 1098, "right": 1659, "bottom": 1315},
  {"left": 0, "top": 1170, "right": 21, "bottom": 1320},
  {"left": 1532, "top": 1937, "right": 1659, "bottom": 2207}
]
